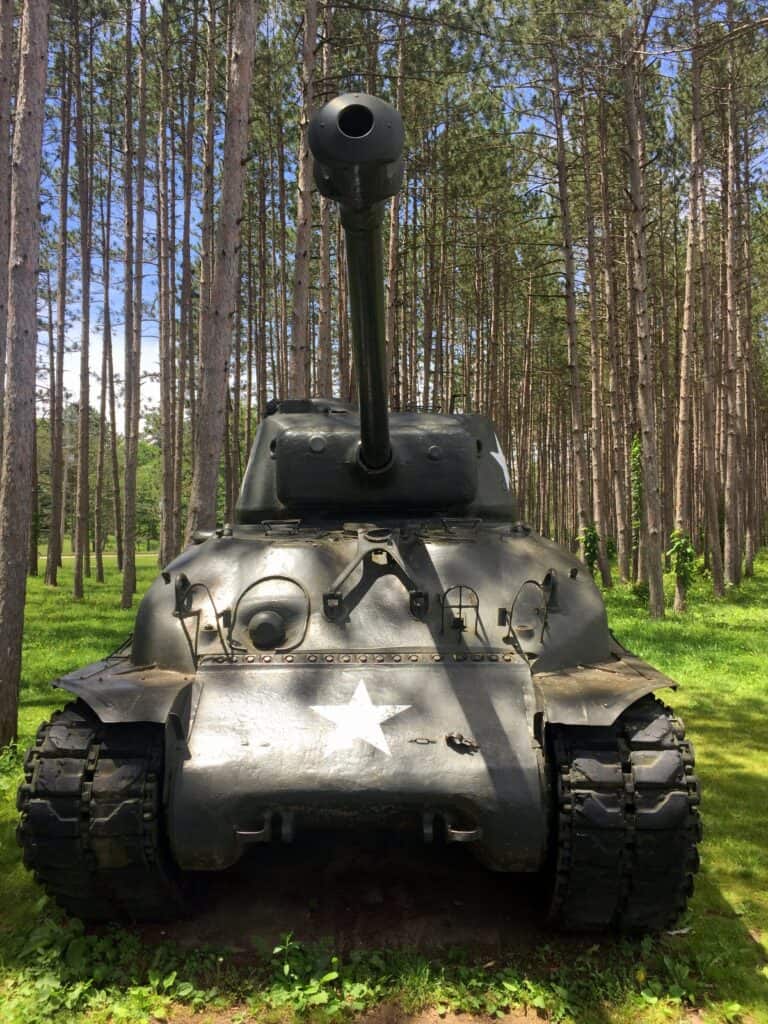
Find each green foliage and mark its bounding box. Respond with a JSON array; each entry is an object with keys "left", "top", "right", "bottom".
[
  {"left": 630, "top": 434, "right": 643, "bottom": 553},
  {"left": 631, "top": 579, "right": 650, "bottom": 603},
  {"left": 0, "top": 906, "right": 237, "bottom": 1023},
  {"left": 578, "top": 522, "right": 600, "bottom": 574},
  {"left": 667, "top": 529, "right": 697, "bottom": 592},
  {"left": 2, "top": 556, "right": 768, "bottom": 1022}
]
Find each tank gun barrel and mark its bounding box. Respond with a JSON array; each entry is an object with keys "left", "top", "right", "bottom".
[{"left": 308, "top": 94, "right": 404, "bottom": 472}]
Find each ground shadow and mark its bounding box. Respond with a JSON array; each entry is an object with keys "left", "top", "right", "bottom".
[
  {"left": 133, "top": 830, "right": 768, "bottom": 1021},
  {"left": 149, "top": 834, "right": 552, "bottom": 955}
]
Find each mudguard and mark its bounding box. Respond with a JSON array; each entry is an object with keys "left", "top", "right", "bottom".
[
  {"left": 533, "top": 637, "right": 676, "bottom": 727},
  {"left": 53, "top": 657, "right": 196, "bottom": 727}
]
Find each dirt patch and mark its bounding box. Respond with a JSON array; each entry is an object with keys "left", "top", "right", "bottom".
[
  {"left": 167, "top": 1010, "right": 254, "bottom": 1024},
  {"left": 359, "top": 1005, "right": 533, "bottom": 1023},
  {"left": 145, "top": 835, "right": 554, "bottom": 956},
  {"left": 166, "top": 1003, "right": 533, "bottom": 1024}
]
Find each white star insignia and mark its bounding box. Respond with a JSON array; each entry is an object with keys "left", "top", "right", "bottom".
[
  {"left": 310, "top": 680, "right": 411, "bottom": 756},
  {"left": 490, "top": 434, "right": 511, "bottom": 491}
]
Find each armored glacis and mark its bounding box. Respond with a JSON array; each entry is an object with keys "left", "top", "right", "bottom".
[{"left": 17, "top": 93, "right": 700, "bottom": 930}]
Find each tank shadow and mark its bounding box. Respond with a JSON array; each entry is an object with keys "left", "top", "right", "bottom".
[
  {"left": 167, "top": 834, "right": 551, "bottom": 954},
  {"left": 135, "top": 836, "right": 767, "bottom": 1022}
]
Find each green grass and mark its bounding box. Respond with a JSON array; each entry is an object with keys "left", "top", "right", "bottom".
[{"left": 0, "top": 553, "right": 767, "bottom": 1023}]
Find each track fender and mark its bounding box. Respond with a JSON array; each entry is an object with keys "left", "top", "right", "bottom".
[
  {"left": 53, "top": 657, "right": 198, "bottom": 728},
  {"left": 533, "top": 637, "right": 677, "bottom": 727}
]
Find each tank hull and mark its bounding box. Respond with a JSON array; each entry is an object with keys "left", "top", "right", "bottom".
[
  {"left": 19, "top": 508, "right": 701, "bottom": 930},
  {"left": 167, "top": 659, "right": 546, "bottom": 871},
  {"left": 46, "top": 629, "right": 686, "bottom": 883}
]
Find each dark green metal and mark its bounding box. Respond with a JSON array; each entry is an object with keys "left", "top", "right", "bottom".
[
  {"left": 308, "top": 93, "right": 404, "bottom": 471},
  {"left": 341, "top": 206, "right": 390, "bottom": 470}
]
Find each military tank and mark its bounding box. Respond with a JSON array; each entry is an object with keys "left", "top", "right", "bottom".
[{"left": 17, "top": 93, "right": 700, "bottom": 931}]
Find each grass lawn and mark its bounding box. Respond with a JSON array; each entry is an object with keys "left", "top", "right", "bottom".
[{"left": 0, "top": 551, "right": 766, "bottom": 1023}]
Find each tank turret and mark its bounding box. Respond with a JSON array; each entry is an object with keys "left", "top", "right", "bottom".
[
  {"left": 234, "top": 94, "right": 513, "bottom": 522},
  {"left": 308, "top": 93, "right": 403, "bottom": 471}
]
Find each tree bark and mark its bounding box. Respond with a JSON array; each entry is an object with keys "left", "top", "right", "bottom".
[
  {"left": 44, "top": 51, "right": 70, "bottom": 586},
  {"left": 0, "top": 0, "right": 14, "bottom": 465},
  {"left": 740, "top": 129, "right": 755, "bottom": 576},
  {"left": 672, "top": 111, "right": 698, "bottom": 612},
  {"left": 106, "top": 313, "right": 122, "bottom": 570},
  {"left": 580, "top": 80, "right": 611, "bottom": 587},
  {"left": 186, "top": 0, "right": 258, "bottom": 538},
  {"left": 723, "top": 0, "right": 743, "bottom": 586},
  {"left": 622, "top": 28, "right": 665, "bottom": 617},
  {"left": 28, "top": 423, "right": 38, "bottom": 575},
  {"left": 121, "top": 0, "right": 147, "bottom": 609},
  {"left": 176, "top": 0, "right": 199, "bottom": 558},
  {"left": 95, "top": 143, "right": 113, "bottom": 585},
  {"left": 72, "top": 0, "right": 91, "bottom": 600},
  {"left": 598, "top": 92, "right": 631, "bottom": 582},
  {"left": 196, "top": 0, "right": 217, "bottom": 407},
  {"left": 288, "top": 0, "right": 317, "bottom": 398},
  {"left": 315, "top": 2, "right": 333, "bottom": 398},
  {"left": 551, "top": 51, "right": 591, "bottom": 563},
  {"left": 0, "top": 0, "right": 49, "bottom": 745},
  {"left": 158, "top": 0, "right": 175, "bottom": 566},
  {"left": 689, "top": 5, "right": 724, "bottom": 596}
]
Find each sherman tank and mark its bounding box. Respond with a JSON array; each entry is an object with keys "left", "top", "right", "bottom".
[{"left": 17, "top": 93, "right": 700, "bottom": 931}]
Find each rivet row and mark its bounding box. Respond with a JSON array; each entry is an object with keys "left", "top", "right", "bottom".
[{"left": 204, "top": 650, "right": 515, "bottom": 666}]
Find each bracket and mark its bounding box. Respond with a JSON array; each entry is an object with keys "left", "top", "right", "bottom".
[{"left": 322, "top": 527, "right": 428, "bottom": 621}]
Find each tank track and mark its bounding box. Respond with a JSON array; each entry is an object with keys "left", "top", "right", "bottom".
[
  {"left": 17, "top": 701, "right": 186, "bottom": 921},
  {"left": 549, "top": 695, "right": 701, "bottom": 932}
]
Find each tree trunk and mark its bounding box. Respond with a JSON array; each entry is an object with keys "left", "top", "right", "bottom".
[
  {"left": 45, "top": 51, "right": 70, "bottom": 587},
  {"left": 0, "top": 0, "right": 49, "bottom": 745},
  {"left": 622, "top": 29, "right": 665, "bottom": 617},
  {"left": 551, "top": 51, "right": 591, "bottom": 563},
  {"left": 197, "top": 0, "right": 217, "bottom": 351},
  {"left": 598, "top": 93, "right": 631, "bottom": 582},
  {"left": 689, "top": 8, "right": 724, "bottom": 597},
  {"left": 94, "top": 147, "right": 112, "bottom": 585},
  {"left": 288, "top": 0, "right": 317, "bottom": 398},
  {"left": 73, "top": 0, "right": 91, "bottom": 600},
  {"left": 672, "top": 109, "right": 699, "bottom": 612},
  {"left": 158, "top": 0, "right": 175, "bottom": 566},
  {"left": 316, "top": 2, "right": 333, "bottom": 397},
  {"left": 106, "top": 316, "right": 122, "bottom": 569},
  {"left": 186, "top": 0, "right": 258, "bottom": 538},
  {"left": 276, "top": 108, "right": 289, "bottom": 396},
  {"left": 723, "top": 0, "right": 742, "bottom": 586},
  {"left": 0, "top": 0, "right": 14, "bottom": 465},
  {"left": 740, "top": 129, "right": 755, "bottom": 577},
  {"left": 28, "top": 423, "right": 38, "bottom": 575},
  {"left": 121, "top": 0, "right": 146, "bottom": 609},
  {"left": 176, "top": 0, "right": 199, "bottom": 557},
  {"left": 580, "top": 81, "right": 611, "bottom": 587}
]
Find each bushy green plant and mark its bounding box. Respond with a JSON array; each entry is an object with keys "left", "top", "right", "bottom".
[
  {"left": 630, "top": 434, "right": 643, "bottom": 554},
  {"left": 578, "top": 522, "right": 600, "bottom": 574},
  {"left": 667, "top": 529, "right": 697, "bottom": 592}
]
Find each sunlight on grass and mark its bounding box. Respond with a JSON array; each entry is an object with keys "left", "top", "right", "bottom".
[{"left": 0, "top": 552, "right": 766, "bottom": 1023}]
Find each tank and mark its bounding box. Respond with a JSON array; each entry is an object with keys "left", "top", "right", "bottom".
[{"left": 17, "top": 93, "right": 700, "bottom": 931}]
